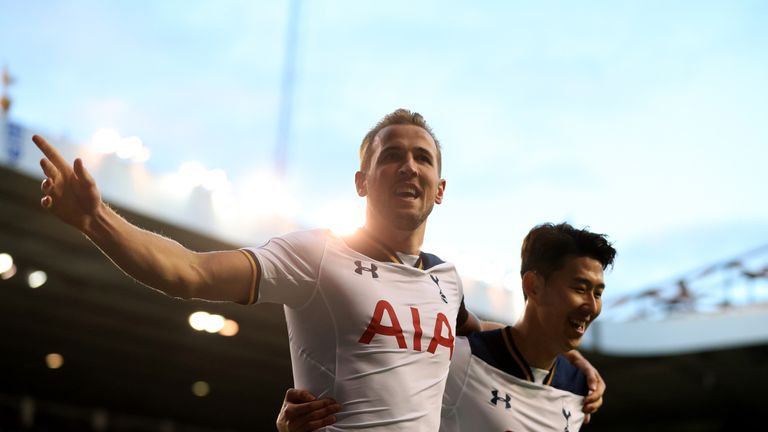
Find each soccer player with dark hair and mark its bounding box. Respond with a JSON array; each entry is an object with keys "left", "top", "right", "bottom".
[{"left": 439, "top": 222, "right": 615, "bottom": 431}]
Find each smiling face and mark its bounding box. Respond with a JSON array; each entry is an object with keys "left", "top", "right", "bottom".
[
  {"left": 527, "top": 256, "right": 605, "bottom": 354},
  {"left": 355, "top": 124, "right": 445, "bottom": 232}
]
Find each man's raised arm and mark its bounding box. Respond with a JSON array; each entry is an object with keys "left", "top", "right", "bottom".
[{"left": 33, "top": 135, "right": 256, "bottom": 303}]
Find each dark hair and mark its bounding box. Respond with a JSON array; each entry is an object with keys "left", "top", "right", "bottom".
[
  {"left": 359, "top": 108, "right": 442, "bottom": 175},
  {"left": 520, "top": 222, "right": 616, "bottom": 279}
]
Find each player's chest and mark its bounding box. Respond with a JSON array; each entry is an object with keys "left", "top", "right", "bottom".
[
  {"left": 319, "top": 253, "right": 460, "bottom": 310},
  {"left": 318, "top": 253, "right": 461, "bottom": 347},
  {"left": 462, "top": 361, "right": 584, "bottom": 431}
]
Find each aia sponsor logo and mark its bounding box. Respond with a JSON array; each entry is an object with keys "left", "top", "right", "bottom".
[{"left": 358, "top": 299, "right": 455, "bottom": 358}]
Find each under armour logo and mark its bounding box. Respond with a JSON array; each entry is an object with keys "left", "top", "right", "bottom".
[
  {"left": 354, "top": 261, "right": 378, "bottom": 278},
  {"left": 430, "top": 275, "right": 448, "bottom": 303},
  {"left": 562, "top": 408, "right": 571, "bottom": 432},
  {"left": 490, "top": 389, "right": 511, "bottom": 409}
]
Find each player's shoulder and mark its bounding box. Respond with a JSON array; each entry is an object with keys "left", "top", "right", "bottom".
[
  {"left": 465, "top": 329, "right": 508, "bottom": 369},
  {"left": 253, "top": 228, "right": 333, "bottom": 246},
  {"left": 245, "top": 229, "right": 337, "bottom": 265},
  {"left": 551, "top": 354, "right": 589, "bottom": 396},
  {"left": 282, "top": 228, "right": 334, "bottom": 241}
]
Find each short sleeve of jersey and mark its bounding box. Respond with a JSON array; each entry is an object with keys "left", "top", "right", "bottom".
[{"left": 244, "top": 229, "right": 327, "bottom": 309}]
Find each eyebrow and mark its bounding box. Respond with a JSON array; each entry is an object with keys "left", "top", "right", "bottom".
[
  {"left": 573, "top": 277, "right": 605, "bottom": 289},
  {"left": 414, "top": 147, "right": 435, "bottom": 158},
  {"left": 377, "top": 145, "right": 403, "bottom": 157}
]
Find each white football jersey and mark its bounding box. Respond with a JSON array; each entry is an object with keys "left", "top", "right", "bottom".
[
  {"left": 441, "top": 330, "right": 587, "bottom": 432},
  {"left": 245, "top": 229, "right": 463, "bottom": 431}
]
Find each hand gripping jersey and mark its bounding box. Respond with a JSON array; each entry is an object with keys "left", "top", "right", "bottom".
[
  {"left": 441, "top": 328, "right": 587, "bottom": 432},
  {"left": 244, "top": 230, "right": 463, "bottom": 431}
]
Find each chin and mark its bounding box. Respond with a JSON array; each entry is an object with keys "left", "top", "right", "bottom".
[
  {"left": 390, "top": 211, "right": 429, "bottom": 231},
  {"left": 566, "top": 339, "right": 583, "bottom": 352}
]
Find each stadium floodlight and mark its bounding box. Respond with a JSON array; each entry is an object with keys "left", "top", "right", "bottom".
[
  {"left": 203, "top": 314, "right": 225, "bottom": 333},
  {"left": 27, "top": 270, "right": 47, "bottom": 288},
  {"left": 191, "top": 381, "right": 210, "bottom": 397},
  {"left": 219, "top": 319, "right": 239, "bottom": 337},
  {"left": 0, "top": 264, "right": 16, "bottom": 280},
  {"left": 45, "top": 353, "right": 64, "bottom": 369},
  {"left": 188, "top": 311, "right": 210, "bottom": 331},
  {"left": 0, "top": 253, "right": 13, "bottom": 273}
]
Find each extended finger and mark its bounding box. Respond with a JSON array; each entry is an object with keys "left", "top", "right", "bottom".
[
  {"left": 584, "top": 413, "right": 591, "bottom": 424},
  {"left": 33, "top": 135, "right": 70, "bottom": 173},
  {"left": 73, "top": 158, "right": 95, "bottom": 187},
  {"left": 40, "top": 158, "right": 61, "bottom": 181},
  {"left": 41, "top": 196, "right": 53, "bottom": 209}
]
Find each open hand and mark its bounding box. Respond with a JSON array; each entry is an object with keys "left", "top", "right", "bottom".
[
  {"left": 34, "top": 135, "right": 102, "bottom": 232},
  {"left": 276, "top": 388, "right": 340, "bottom": 432}
]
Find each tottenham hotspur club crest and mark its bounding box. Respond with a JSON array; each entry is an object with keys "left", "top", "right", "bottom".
[
  {"left": 562, "top": 407, "right": 571, "bottom": 432},
  {"left": 354, "top": 261, "right": 378, "bottom": 278},
  {"left": 430, "top": 275, "right": 448, "bottom": 303}
]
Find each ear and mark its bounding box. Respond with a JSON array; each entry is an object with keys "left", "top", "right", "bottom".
[
  {"left": 355, "top": 171, "right": 367, "bottom": 197},
  {"left": 522, "top": 271, "right": 542, "bottom": 302},
  {"left": 434, "top": 179, "right": 446, "bottom": 204}
]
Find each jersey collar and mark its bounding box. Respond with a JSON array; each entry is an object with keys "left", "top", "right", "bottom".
[
  {"left": 358, "top": 227, "right": 425, "bottom": 269},
  {"left": 501, "top": 326, "right": 557, "bottom": 385}
]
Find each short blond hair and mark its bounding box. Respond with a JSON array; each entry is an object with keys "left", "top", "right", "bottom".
[{"left": 359, "top": 108, "right": 442, "bottom": 175}]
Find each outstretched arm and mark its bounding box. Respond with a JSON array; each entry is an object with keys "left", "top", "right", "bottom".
[
  {"left": 563, "top": 350, "right": 605, "bottom": 424},
  {"left": 276, "top": 388, "right": 340, "bottom": 432},
  {"left": 34, "top": 135, "right": 255, "bottom": 303}
]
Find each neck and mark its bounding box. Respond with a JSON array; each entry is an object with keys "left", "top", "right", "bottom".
[
  {"left": 362, "top": 216, "right": 425, "bottom": 256},
  {"left": 511, "top": 314, "right": 558, "bottom": 370}
]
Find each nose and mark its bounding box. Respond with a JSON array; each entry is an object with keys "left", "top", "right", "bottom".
[
  {"left": 583, "top": 293, "right": 600, "bottom": 317},
  {"left": 398, "top": 154, "right": 417, "bottom": 177}
]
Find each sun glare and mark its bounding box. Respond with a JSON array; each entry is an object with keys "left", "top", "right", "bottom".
[{"left": 316, "top": 200, "right": 365, "bottom": 236}]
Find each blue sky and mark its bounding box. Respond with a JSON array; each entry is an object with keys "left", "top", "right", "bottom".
[{"left": 2, "top": 0, "right": 767, "bottom": 308}]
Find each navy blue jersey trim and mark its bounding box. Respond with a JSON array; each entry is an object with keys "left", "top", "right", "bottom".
[
  {"left": 550, "top": 355, "right": 589, "bottom": 396},
  {"left": 467, "top": 329, "right": 588, "bottom": 395},
  {"left": 358, "top": 228, "right": 445, "bottom": 269},
  {"left": 418, "top": 251, "right": 445, "bottom": 270}
]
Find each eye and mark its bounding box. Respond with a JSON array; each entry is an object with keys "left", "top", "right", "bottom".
[
  {"left": 380, "top": 151, "right": 400, "bottom": 162},
  {"left": 417, "top": 154, "right": 433, "bottom": 164},
  {"left": 572, "top": 286, "right": 586, "bottom": 294},
  {"left": 594, "top": 290, "right": 604, "bottom": 300}
]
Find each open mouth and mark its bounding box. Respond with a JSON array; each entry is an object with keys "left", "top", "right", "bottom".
[
  {"left": 394, "top": 185, "right": 421, "bottom": 199},
  {"left": 569, "top": 319, "right": 588, "bottom": 334}
]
